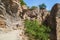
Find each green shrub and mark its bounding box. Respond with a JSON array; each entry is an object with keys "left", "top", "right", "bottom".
[
  {"left": 39, "top": 3, "right": 46, "bottom": 9},
  {"left": 20, "top": 0, "right": 26, "bottom": 6},
  {"left": 24, "top": 19, "right": 51, "bottom": 40},
  {"left": 30, "top": 6, "right": 37, "bottom": 10}
]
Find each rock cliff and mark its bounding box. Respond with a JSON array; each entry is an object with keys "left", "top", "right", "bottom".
[
  {"left": 49, "top": 3, "right": 60, "bottom": 40},
  {"left": 0, "top": 0, "right": 27, "bottom": 40}
]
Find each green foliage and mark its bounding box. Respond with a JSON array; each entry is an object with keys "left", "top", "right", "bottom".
[
  {"left": 48, "top": 10, "right": 51, "bottom": 12},
  {"left": 31, "top": 6, "right": 37, "bottom": 10},
  {"left": 27, "top": 6, "right": 30, "bottom": 9},
  {"left": 24, "top": 19, "right": 51, "bottom": 40},
  {"left": 20, "top": 0, "right": 26, "bottom": 6},
  {"left": 39, "top": 3, "right": 46, "bottom": 9}
]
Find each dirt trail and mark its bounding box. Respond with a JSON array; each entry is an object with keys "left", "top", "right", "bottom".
[{"left": 0, "top": 30, "right": 20, "bottom": 40}]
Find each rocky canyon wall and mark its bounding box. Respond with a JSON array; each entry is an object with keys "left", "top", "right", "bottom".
[
  {"left": 0, "top": 0, "right": 60, "bottom": 40},
  {"left": 0, "top": 0, "right": 27, "bottom": 40},
  {"left": 48, "top": 3, "right": 60, "bottom": 40}
]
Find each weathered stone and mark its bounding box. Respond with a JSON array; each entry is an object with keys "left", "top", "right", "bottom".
[
  {"left": 21, "top": 8, "right": 39, "bottom": 20},
  {"left": 21, "top": 7, "right": 50, "bottom": 25},
  {"left": 0, "top": 0, "right": 27, "bottom": 40},
  {"left": 49, "top": 3, "right": 60, "bottom": 40}
]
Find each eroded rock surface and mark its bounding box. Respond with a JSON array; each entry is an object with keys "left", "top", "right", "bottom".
[
  {"left": 21, "top": 8, "right": 50, "bottom": 24},
  {"left": 0, "top": 0, "right": 26, "bottom": 40},
  {"left": 49, "top": 3, "right": 60, "bottom": 40}
]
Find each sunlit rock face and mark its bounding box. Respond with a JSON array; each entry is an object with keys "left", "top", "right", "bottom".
[
  {"left": 56, "top": 4, "right": 60, "bottom": 40},
  {"left": 22, "top": 8, "right": 49, "bottom": 24},
  {"left": 49, "top": 3, "right": 60, "bottom": 40},
  {"left": 38, "top": 9, "right": 50, "bottom": 24},
  {"left": 0, "top": 0, "right": 27, "bottom": 40},
  {"left": 21, "top": 8, "right": 39, "bottom": 20},
  {"left": 0, "top": 0, "right": 22, "bottom": 27}
]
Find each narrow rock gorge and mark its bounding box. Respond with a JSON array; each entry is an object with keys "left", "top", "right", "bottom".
[{"left": 0, "top": 0, "right": 60, "bottom": 40}]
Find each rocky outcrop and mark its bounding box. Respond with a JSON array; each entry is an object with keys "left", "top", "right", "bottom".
[
  {"left": 49, "top": 3, "right": 60, "bottom": 40},
  {"left": 38, "top": 9, "right": 50, "bottom": 24},
  {"left": 56, "top": 4, "right": 60, "bottom": 40},
  {"left": 21, "top": 8, "right": 50, "bottom": 24},
  {"left": 21, "top": 8, "right": 39, "bottom": 20},
  {"left": 0, "top": 0, "right": 27, "bottom": 40}
]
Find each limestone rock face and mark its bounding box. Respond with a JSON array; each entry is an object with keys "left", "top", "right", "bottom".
[
  {"left": 56, "top": 4, "right": 60, "bottom": 40},
  {"left": 22, "top": 8, "right": 39, "bottom": 20},
  {"left": 49, "top": 3, "right": 60, "bottom": 40},
  {"left": 22, "top": 8, "right": 49, "bottom": 24},
  {"left": 0, "top": 0, "right": 23, "bottom": 30},
  {"left": 0, "top": 0, "right": 26, "bottom": 40},
  {"left": 38, "top": 9, "right": 50, "bottom": 24}
]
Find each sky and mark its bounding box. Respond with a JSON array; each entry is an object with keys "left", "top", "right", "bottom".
[{"left": 24, "top": 0, "right": 60, "bottom": 10}]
